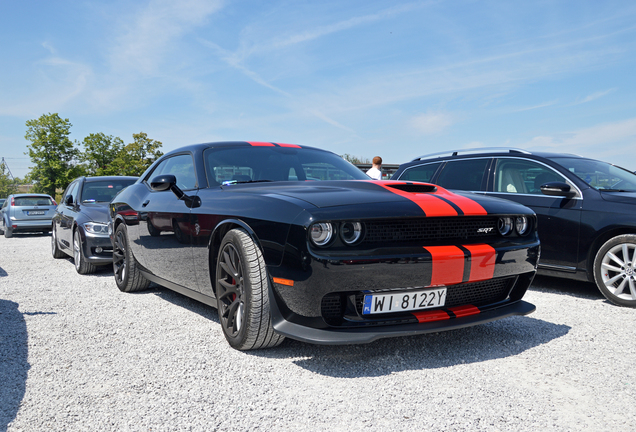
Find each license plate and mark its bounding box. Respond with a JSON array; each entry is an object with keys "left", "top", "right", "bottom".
[
  {"left": 28, "top": 211, "right": 45, "bottom": 215},
  {"left": 362, "top": 288, "right": 447, "bottom": 315}
]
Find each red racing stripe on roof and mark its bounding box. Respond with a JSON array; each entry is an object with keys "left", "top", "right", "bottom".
[
  {"left": 424, "top": 245, "right": 465, "bottom": 286},
  {"left": 372, "top": 182, "right": 458, "bottom": 216},
  {"left": 463, "top": 244, "right": 496, "bottom": 282},
  {"left": 277, "top": 143, "right": 302, "bottom": 148},
  {"left": 247, "top": 141, "right": 275, "bottom": 146}
]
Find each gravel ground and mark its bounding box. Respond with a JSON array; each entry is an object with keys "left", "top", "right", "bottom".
[{"left": 1, "top": 233, "right": 635, "bottom": 432}]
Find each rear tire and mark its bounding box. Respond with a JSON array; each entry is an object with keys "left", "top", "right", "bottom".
[
  {"left": 216, "top": 228, "right": 284, "bottom": 350},
  {"left": 74, "top": 229, "right": 97, "bottom": 274},
  {"left": 4, "top": 227, "right": 12, "bottom": 238},
  {"left": 593, "top": 234, "right": 636, "bottom": 308},
  {"left": 51, "top": 226, "right": 65, "bottom": 259},
  {"left": 113, "top": 223, "right": 150, "bottom": 292}
]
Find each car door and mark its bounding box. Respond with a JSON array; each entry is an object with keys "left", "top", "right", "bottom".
[
  {"left": 486, "top": 157, "right": 583, "bottom": 271},
  {"left": 57, "top": 180, "right": 81, "bottom": 249},
  {"left": 136, "top": 153, "right": 199, "bottom": 291}
]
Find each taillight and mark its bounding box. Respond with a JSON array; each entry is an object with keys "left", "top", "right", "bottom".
[
  {"left": 11, "top": 197, "right": 15, "bottom": 206},
  {"left": 52, "top": 199, "right": 57, "bottom": 205}
]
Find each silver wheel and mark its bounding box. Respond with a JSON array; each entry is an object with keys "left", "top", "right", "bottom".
[
  {"left": 51, "top": 226, "right": 65, "bottom": 258},
  {"left": 594, "top": 235, "right": 636, "bottom": 307},
  {"left": 73, "top": 229, "right": 96, "bottom": 275}
]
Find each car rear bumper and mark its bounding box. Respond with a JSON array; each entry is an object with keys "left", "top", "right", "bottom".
[{"left": 8, "top": 219, "right": 53, "bottom": 232}]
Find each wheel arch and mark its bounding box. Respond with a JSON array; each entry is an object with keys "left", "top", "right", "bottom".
[{"left": 207, "top": 218, "right": 264, "bottom": 296}]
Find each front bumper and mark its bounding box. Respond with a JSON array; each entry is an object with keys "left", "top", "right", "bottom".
[
  {"left": 267, "top": 239, "right": 539, "bottom": 344},
  {"left": 82, "top": 233, "right": 115, "bottom": 264}
]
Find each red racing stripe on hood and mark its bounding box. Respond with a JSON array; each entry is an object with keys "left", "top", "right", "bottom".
[
  {"left": 441, "top": 192, "right": 488, "bottom": 216},
  {"left": 371, "top": 181, "right": 458, "bottom": 217}
]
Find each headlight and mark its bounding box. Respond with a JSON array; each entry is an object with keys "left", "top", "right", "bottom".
[
  {"left": 515, "top": 216, "right": 529, "bottom": 235},
  {"left": 310, "top": 223, "right": 333, "bottom": 246},
  {"left": 497, "top": 217, "right": 513, "bottom": 236},
  {"left": 340, "top": 221, "right": 363, "bottom": 245},
  {"left": 84, "top": 222, "right": 109, "bottom": 235}
]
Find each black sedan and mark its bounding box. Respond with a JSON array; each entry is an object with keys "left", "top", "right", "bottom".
[
  {"left": 109, "top": 141, "right": 540, "bottom": 350},
  {"left": 52, "top": 176, "right": 137, "bottom": 273}
]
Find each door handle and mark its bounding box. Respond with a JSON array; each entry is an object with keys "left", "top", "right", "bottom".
[{"left": 142, "top": 200, "right": 150, "bottom": 207}]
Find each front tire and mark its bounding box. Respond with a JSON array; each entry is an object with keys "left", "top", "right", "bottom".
[
  {"left": 593, "top": 234, "right": 636, "bottom": 308},
  {"left": 74, "top": 229, "right": 97, "bottom": 274},
  {"left": 216, "top": 228, "right": 284, "bottom": 350},
  {"left": 113, "top": 223, "right": 150, "bottom": 292},
  {"left": 51, "top": 226, "right": 65, "bottom": 259}
]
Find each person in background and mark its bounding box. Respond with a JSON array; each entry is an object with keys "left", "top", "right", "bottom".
[{"left": 366, "top": 156, "right": 383, "bottom": 180}]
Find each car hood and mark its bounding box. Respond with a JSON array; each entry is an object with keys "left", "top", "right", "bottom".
[
  {"left": 600, "top": 191, "right": 636, "bottom": 204},
  {"left": 79, "top": 203, "right": 110, "bottom": 223},
  {"left": 222, "top": 180, "right": 534, "bottom": 215}
]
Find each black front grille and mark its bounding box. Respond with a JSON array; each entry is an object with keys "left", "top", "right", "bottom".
[
  {"left": 321, "top": 277, "right": 516, "bottom": 326},
  {"left": 362, "top": 216, "right": 498, "bottom": 244}
]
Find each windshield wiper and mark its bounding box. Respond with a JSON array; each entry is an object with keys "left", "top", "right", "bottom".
[{"left": 222, "top": 179, "right": 273, "bottom": 185}]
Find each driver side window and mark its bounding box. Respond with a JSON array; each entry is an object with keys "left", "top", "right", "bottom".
[
  {"left": 494, "top": 159, "right": 565, "bottom": 195},
  {"left": 148, "top": 154, "right": 197, "bottom": 190}
]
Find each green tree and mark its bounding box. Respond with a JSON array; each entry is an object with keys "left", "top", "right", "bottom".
[
  {"left": 79, "top": 132, "right": 124, "bottom": 176},
  {"left": 341, "top": 154, "right": 370, "bottom": 164},
  {"left": 0, "top": 160, "right": 18, "bottom": 197},
  {"left": 24, "top": 113, "right": 81, "bottom": 196},
  {"left": 111, "top": 132, "right": 163, "bottom": 176}
]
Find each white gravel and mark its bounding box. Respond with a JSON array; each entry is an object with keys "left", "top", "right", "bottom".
[{"left": 1, "top": 233, "right": 635, "bottom": 432}]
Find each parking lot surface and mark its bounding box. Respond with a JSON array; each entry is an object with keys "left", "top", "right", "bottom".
[{"left": 1, "top": 234, "right": 635, "bottom": 431}]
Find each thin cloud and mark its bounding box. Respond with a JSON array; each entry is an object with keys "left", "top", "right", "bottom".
[
  {"left": 511, "top": 100, "right": 559, "bottom": 112},
  {"left": 410, "top": 112, "right": 454, "bottom": 135},
  {"left": 572, "top": 88, "right": 617, "bottom": 105}
]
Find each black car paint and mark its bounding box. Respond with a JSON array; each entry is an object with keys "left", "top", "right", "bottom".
[{"left": 110, "top": 142, "right": 540, "bottom": 345}]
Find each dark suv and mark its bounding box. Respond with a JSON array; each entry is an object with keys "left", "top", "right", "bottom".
[{"left": 392, "top": 148, "right": 636, "bottom": 308}]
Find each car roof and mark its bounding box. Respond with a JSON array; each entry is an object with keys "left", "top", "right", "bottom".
[
  {"left": 9, "top": 193, "right": 53, "bottom": 198},
  {"left": 83, "top": 176, "right": 138, "bottom": 182},
  {"left": 409, "top": 148, "right": 585, "bottom": 162},
  {"left": 162, "top": 141, "right": 326, "bottom": 157}
]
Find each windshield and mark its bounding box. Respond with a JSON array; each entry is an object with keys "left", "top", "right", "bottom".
[
  {"left": 548, "top": 157, "right": 636, "bottom": 192},
  {"left": 204, "top": 145, "right": 368, "bottom": 186},
  {"left": 81, "top": 179, "right": 137, "bottom": 203}
]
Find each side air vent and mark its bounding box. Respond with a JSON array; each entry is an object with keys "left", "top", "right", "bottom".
[{"left": 387, "top": 183, "right": 437, "bottom": 193}]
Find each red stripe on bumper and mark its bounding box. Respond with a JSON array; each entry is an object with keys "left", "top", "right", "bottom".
[
  {"left": 412, "top": 309, "right": 451, "bottom": 323},
  {"left": 464, "top": 244, "right": 496, "bottom": 282},
  {"left": 449, "top": 305, "right": 480, "bottom": 318},
  {"left": 424, "top": 245, "right": 465, "bottom": 286}
]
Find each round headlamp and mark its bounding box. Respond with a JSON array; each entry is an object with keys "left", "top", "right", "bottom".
[
  {"left": 515, "top": 216, "right": 529, "bottom": 235},
  {"left": 310, "top": 223, "right": 333, "bottom": 246},
  {"left": 497, "top": 217, "right": 513, "bottom": 236},
  {"left": 340, "top": 221, "right": 363, "bottom": 245}
]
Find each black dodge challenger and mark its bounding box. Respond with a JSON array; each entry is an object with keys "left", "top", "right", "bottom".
[{"left": 109, "top": 141, "right": 540, "bottom": 350}]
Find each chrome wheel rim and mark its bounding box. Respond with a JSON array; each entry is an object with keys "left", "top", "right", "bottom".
[
  {"left": 601, "top": 242, "right": 636, "bottom": 301},
  {"left": 217, "top": 243, "right": 245, "bottom": 337},
  {"left": 73, "top": 231, "right": 81, "bottom": 270},
  {"left": 113, "top": 229, "right": 127, "bottom": 284}
]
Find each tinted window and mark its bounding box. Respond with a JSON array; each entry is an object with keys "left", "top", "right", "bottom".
[
  {"left": 436, "top": 159, "right": 489, "bottom": 191},
  {"left": 204, "top": 146, "right": 368, "bottom": 186},
  {"left": 63, "top": 181, "right": 79, "bottom": 204},
  {"left": 81, "top": 179, "right": 137, "bottom": 203},
  {"left": 148, "top": 154, "right": 197, "bottom": 190},
  {"left": 494, "top": 159, "right": 566, "bottom": 194},
  {"left": 548, "top": 157, "right": 636, "bottom": 192},
  {"left": 398, "top": 162, "right": 442, "bottom": 182},
  {"left": 14, "top": 196, "right": 55, "bottom": 206}
]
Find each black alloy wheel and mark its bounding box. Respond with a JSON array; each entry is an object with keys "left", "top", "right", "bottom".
[
  {"left": 113, "top": 223, "right": 150, "bottom": 292},
  {"left": 216, "top": 228, "right": 284, "bottom": 350}
]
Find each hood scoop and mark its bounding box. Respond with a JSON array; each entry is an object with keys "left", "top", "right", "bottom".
[{"left": 386, "top": 183, "right": 437, "bottom": 193}]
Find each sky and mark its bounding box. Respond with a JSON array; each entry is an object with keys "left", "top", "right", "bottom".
[{"left": 2, "top": 0, "right": 636, "bottom": 179}]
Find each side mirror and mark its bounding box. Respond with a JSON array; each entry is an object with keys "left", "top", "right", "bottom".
[
  {"left": 540, "top": 181, "right": 576, "bottom": 197},
  {"left": 65, "top": 195, "right": 74, "bottom": 206},
  {"left": 150, "top": 175, "right": 177, "bottom": 192}
]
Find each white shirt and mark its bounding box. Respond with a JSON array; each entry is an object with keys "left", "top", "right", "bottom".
[{"left": 366, "top": 167, "right": 382, "bottom": 180}]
